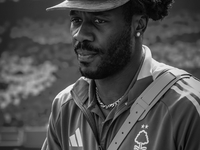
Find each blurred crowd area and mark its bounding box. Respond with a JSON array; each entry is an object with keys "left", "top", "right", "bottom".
[{"left": 0, "top": 0, "right": 200, "bottom": 128}]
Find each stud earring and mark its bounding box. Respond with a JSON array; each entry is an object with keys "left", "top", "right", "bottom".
[{"left": 136, "top": 32, "right": 140, "bottom": 37}]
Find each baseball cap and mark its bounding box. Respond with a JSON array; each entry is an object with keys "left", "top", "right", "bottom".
[{"left": 46, "top": 0, "right": 130, "bottom": 12}]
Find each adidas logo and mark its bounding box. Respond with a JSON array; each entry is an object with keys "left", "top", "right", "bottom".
[{"left": 69, "top": 128, "right": 83, "bottom": 147}]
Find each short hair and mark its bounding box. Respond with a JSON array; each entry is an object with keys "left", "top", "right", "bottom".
[{"left": 122, "top": 0, "right": 175, "bottom": 22}]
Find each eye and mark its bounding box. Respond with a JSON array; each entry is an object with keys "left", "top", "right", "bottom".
[
  {"left": 94, "top": 18, "right": 106, "bottom": 24},
  {"left": 70, "top": 17, "right": 82, "bottom": 25}
]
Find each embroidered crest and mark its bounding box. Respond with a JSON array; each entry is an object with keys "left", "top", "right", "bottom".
[{"left": 134, "top": 125, "right": 149, "bottom": 150}]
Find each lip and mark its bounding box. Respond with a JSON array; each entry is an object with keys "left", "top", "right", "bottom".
[{"left": 77, "top": 50, "right": 98, "bottom": 63}]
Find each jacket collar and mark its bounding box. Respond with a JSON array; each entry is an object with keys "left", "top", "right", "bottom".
[{"left": 71, "top": 45, "right": 174, "bottom": 106}]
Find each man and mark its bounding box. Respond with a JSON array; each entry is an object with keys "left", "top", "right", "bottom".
[{"left": 42, "top": 0, "right": 200, "bottom": 150}]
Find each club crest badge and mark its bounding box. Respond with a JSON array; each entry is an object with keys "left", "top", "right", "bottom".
[{"left": 134, "top": 125, "right": 149, "bottom": 150}]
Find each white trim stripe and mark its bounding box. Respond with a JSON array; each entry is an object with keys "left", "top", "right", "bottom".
[
  {"left": 187, "top": 94, "right": 200, "bottom": 116},
  {"left": 69, "top": 134, "right": 78, "bottom": 147},
  {"left": 76, "top": 128, "right": 83, "bottom": 147},
  {"left": 69, "top": 128, "right": 83, "bottom": 147},
  {"left": 178, "top": 81, "right": 200, "bottom": 100},
  {"left": 185, "top": 78, "right": 200, "bottom": 92},
  {"left": 171, "top": 84, "right": 200, "bottom": 116}
]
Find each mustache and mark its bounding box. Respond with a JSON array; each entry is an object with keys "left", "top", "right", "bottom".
[{"left": 74, "top": 42, "right": 101, "bottom": 53}]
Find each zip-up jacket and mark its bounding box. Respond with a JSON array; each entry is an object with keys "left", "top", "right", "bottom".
[{"left": 42, "top": 45, "right": 200, "bottom": 150}]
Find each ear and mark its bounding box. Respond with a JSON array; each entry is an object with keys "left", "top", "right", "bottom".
[{"left": 132, "top": 15, "right": 149, "bottom": 34}]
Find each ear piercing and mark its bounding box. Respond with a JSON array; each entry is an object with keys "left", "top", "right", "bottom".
[{"left": 136, "top": 32, "right": 140, "bottom": 37}]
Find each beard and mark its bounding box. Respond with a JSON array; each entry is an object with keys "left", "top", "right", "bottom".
[{"left": 74, "top": 25, "right": 133, "bottom": 79}]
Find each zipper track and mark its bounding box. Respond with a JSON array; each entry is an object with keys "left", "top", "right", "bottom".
[{"left": 73, "top": 94, "right": 102, "bottom": 149}]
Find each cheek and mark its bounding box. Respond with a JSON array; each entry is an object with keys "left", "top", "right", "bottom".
[
  {"left": 97, "top": 32, "right": 117, "bottom": 51},
  {"left": 103, "top": 32, "right": 123, "bottom": 49},
  {"left": 70, "top": 25, "right": 74, "bottom": 36},
  {"left": 70, "top": 25, "right": 79, "bottom": 40},
  {"left": 70, "top": 27, "right": 76, "bottom": 45}
]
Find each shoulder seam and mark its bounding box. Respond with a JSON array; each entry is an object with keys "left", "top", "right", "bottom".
[{"left": 171, "top": 79, "right": 200, "bottom": 116}]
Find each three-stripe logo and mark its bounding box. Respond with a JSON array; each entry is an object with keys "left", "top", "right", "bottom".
[{"left": 69, "top": 128, "right": 83, "bottom": 147}]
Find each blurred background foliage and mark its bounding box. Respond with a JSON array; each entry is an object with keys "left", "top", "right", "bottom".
[{"left": 0, "top": 0, "right": 199, "bottom": 127}]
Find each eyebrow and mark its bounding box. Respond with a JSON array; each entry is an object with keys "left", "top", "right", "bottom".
[
  {"left": 69, "top": 10, "right": 78, "bottom": 16},
  {"left": 92, "top": 11, "right": 110, "bottom": 17}
]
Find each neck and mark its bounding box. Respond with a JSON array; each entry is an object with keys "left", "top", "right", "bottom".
[{"left": 95, "top": 45, "right": 144, "bottom": 105}]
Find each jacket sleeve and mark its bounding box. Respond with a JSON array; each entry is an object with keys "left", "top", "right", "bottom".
[
  {"left": 41, "top": 84, "right": 74, "bottom": 150},
  {"left": 41, "top": 97, "right": 63, "bottom": 150},
  {"left": 171, "top": 77, "right": 200, "bottom": 150},
  {"left": 176, "top": 102, "right": 200, "bottom": 150},
  {"left": 41, "top": 138, "right": 48, "bottom": 150}
]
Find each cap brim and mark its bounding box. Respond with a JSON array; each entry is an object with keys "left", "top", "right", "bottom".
[{"left": 46, "top": 0, "right": 130, "bottom": 12}]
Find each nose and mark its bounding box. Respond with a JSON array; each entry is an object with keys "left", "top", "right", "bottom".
[{"left": 72, "top": 23, "right": 94, "bottom": 43}]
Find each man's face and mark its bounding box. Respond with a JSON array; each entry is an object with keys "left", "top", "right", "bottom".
[{"left": 70, "top": 6, "right": 134, "bottom": 79}]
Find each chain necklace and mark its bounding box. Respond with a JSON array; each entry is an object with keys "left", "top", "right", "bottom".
[{"left": 95, "top": 87, "right": 124, "bottom": 109}]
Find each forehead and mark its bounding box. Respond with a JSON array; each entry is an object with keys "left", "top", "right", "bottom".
[
  {"left": 69, "top": 6, "right": 124, "bottom": 17},
  {"left": 70, "top": 10, "right": 109, "bottom": 16}
]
